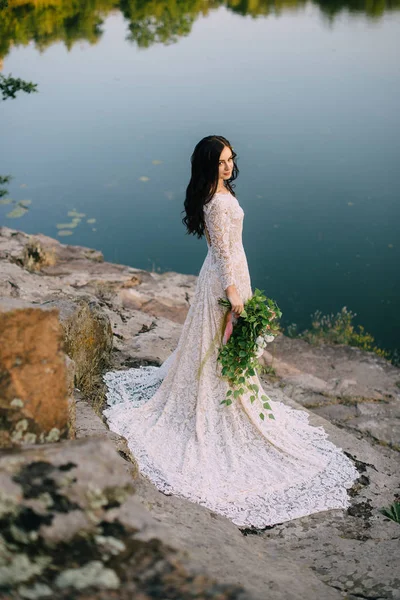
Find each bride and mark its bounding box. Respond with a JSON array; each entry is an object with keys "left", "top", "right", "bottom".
[{"left": 103, "top": 134, "right": 359, "bottom": 529}]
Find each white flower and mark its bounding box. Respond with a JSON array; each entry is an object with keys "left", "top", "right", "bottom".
[
  {"left": 264, "top": 334, "right": 275, "bottom": 343},
  {"left": 255, "top": 346, "right": 265, "bottom": 358}
]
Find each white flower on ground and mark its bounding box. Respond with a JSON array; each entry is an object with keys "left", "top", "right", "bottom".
[
  {"left": 264, "top": 334, "right": 275, "bottom": 343},
  {"left": 255, "top": 346, "right": 265, "bottom": 358}
]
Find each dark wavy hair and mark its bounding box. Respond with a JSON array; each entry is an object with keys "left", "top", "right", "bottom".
[{"left": 181, "top": 135, "right": 239, "bottom": 239}]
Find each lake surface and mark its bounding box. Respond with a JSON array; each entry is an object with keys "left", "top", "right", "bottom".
[{"left": 1, "top": 0, "right": 399, "bottom": 354}]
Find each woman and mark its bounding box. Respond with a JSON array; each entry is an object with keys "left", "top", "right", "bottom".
[{"left": 103, "top": 135, "right": 359, "bottom": 529}]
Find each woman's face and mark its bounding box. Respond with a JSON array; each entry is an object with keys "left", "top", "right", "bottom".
[{"left": 218, "top": 145, "right": 233, "bottom": 182}]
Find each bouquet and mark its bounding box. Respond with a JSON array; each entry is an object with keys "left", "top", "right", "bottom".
[{"left": 217, "top": 288, "right": 281, "bottom": 422}]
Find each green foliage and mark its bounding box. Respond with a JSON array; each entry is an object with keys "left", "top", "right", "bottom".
[
  {"left": 0, "top": 174, "right": 12, "bottom": 199},
  {"left": 217, "top": 288, "right": 282, "bottom": 421},
  {"left": 379, "top": 501, "right": 400, "bottom": 524},
  {"left": 0, "top": 74, "right": 38, "bottom": 101},
  {"left": 285, "top": 307, "right": 398, "bottom": 366}
]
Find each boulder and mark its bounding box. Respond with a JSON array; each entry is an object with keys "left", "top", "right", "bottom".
[
  {"left": 0, "top": 436, "right": 249, "bottom": 599},
  {"left": 0, "top": 299, "right": 70, "bottom": 448}
]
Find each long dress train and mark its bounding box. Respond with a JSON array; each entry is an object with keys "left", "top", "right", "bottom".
[{"left": 102, "top": 191, "right": 359, "bottom": 528}]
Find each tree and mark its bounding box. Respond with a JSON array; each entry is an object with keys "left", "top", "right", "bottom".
[{"left": 0, "top": 74, "right": 38, "bottom": 101}]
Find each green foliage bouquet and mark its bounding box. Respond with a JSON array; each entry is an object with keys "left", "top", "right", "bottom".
[{"left": 217, "top": 289, "right": 282, "bottom": 422}]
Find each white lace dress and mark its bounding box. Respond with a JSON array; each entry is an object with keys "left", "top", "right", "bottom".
[{"left": 103, "top": 191, "right": 359, "bottom": 528}]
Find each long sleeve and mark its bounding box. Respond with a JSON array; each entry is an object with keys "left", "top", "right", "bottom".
[{"left": 204, "top": 198, "right": 235, "bottom": 291}]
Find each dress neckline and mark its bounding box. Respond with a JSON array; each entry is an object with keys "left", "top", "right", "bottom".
[{"left": 214, "top": 191, "right": 232, "bottom": 196}]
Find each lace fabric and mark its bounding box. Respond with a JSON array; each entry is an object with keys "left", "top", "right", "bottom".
[
  {"left": 203, "top": 194, "right": 235, "bottom": 290},
  {"left": 103, "top": 191, "right": 359, "bottom": 528}
]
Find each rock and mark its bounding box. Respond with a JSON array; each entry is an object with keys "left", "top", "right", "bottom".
[
  {"left": 0, "top": 299, "right": 70, "bottom": 448},
  {"left": 104, "top": 307, "right": 183, "bottom": 371},
  {"left": 0, "top": 226, "right": 197, "bottom": 327},
  {"left": 118, "top": 270, "right": 196, "bottom": 324},
  {"left": 74, "top": 390, "right": 138, "bottom": 477},
  {"left": 0, "top": 436, "right": 249, "bottom": 599},
  {"left": 262, "top": 336, "right": 400, "bottom": 450},
  {"left": 54, "top": 561, "right": 120, "bottom": 590}
]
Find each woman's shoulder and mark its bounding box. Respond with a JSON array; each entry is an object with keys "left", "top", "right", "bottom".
[
  {"left": 214, "top": 189, "right": 234, "bottom": 198},
  {"left": 204, "top": 191, "right": 235, "bottom": 212}
]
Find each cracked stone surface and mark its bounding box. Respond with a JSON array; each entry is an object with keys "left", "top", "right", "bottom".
[
  {"left": 0, "top": 226, "right": 399, "bottom": 600},
  {"left": 260, "top": 336, "right": 400, "bottom": 452},
  {"left": 0, "top": 437, "right": 251, "bottom": 599}
]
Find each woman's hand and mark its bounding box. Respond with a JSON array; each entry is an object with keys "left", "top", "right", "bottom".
[{"left": 225, "top": 285, "right": 244, "bottom": 317}]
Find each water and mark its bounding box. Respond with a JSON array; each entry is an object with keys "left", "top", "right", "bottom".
[{"left": 1, "top": 0, "right": 399, "bottom": 353}]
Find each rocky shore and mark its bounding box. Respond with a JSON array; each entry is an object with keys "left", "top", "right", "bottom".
[{"left": 0, "top": 226, "right": 399, "bottom": 600}]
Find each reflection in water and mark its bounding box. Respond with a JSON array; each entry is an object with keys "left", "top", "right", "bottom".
[{"left": 0, "top": 0, "right": 399, "bottom": 61}]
